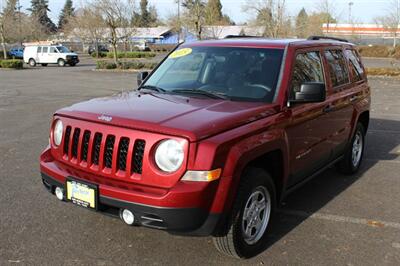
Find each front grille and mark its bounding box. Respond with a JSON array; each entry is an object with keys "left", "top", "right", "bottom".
[
  {"left": 133, "top": 140, "right": 145, "bottom": 174},
  {"left": 62, "top": 126, "right": 146, "bottom": 177},
  {"left": 71, "top": 128, "right": 81, "bottom": 158},
  {"left": 117, "top": 138, "right": 130, "bottom": 171},
  {"left": 104, "top": 136, "right": 115, "bottom": 168},
  {"left": 81, "top": 131, "right": 91, "bottom": 162},
  {"left": 92, "top": 133, "right": 102, "bottom": 165},
  {"left": 63, "top": 126, "right": 72, "bottom": 155}
]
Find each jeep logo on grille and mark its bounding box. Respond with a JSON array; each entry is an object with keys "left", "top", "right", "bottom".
[{"left": 98, "top": 114, "right": 113, "bottom": 122}]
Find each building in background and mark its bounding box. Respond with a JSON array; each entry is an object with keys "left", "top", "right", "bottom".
[{"left": 322, "top": 23, "right": 400, "bottom": 45}]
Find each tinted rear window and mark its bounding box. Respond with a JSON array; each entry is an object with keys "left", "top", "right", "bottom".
[
  {"left": 345, "top": 49, "right": 365, "bottom": 82},
  {"left": 324, "top": 50, "right": 350, "bottom": 87}
]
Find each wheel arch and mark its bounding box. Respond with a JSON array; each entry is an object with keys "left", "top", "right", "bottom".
[{"left": 358, "top": 111, "right": 370, "bottom": 132}]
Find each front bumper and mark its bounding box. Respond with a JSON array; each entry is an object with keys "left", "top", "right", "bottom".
[
  {"left": 66, "top": 57, "right": 79, "bottom": 64},
  {"left": 40, "top": 148, "right": 220, "bottom": 236}
]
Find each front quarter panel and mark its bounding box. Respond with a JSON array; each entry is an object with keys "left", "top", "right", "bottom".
[{"left": 190, "top": 112, "right": 290, "bottom": 214}]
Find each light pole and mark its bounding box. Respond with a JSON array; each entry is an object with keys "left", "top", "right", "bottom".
[
  {"left": 348, "top": 2, "right": 354, "bottom": 24},
  {"left": 177, "top": 0, "right": 181, "bottom": 43}
]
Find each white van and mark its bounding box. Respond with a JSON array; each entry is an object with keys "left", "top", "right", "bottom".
[{"left": 23, "top": 45, "right": 79, "bottom": 67}]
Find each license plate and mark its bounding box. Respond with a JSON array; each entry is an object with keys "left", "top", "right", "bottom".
[{"left": 66, "top": 178, "right": 97, "bottom": 209}]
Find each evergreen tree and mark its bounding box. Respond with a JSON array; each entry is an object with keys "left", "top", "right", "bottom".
[
  {"left": 205, "top": 0, "right": 223, "bottom": 24},
  {"left": 58, "top": 0, "right": 74, "bottom": 30},
  {"left": 295, "top": 8, "right": 308, "bottom": 38},
  {"left": 132, "top": 0, "right": 158, "bottom": 27},
  {"left": 29, "top": 0, "right": 57, "bottom": 34}
]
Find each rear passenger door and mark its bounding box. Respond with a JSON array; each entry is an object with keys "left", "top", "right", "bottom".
[
  {"left": 286, "top": 50, "right": 334, "bottom": 187},
  {"left": 323, "top": 49, "right": 354, "bottom": 158}
]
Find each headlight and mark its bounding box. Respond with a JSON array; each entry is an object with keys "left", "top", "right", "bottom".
[
  {"left": 155, "top": 139, "right": 184, "bottom": 173},
  {"left": 53, "top": 120, "right": 63, "bottom": 146}
]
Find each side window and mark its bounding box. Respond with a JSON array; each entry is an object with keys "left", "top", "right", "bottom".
[
  {"left": 291, "top": 51, "right": 324, "bottom": 96},
  {"left": 345, "top": 49, "right": 364, "bottom": 82},
  {"left": 324, "top": 50, "right": 350, "bottom": 87},
  {"left": 42, "top": 47, "right": 49, "bottom": 53},
  {"left": 50, "top": 47, "right": 57, "bottom": 53},
  {"left": 37, "top": 46, "right": 42, "bottom": 53}
]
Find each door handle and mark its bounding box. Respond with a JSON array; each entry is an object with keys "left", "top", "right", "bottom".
[
  {"left": 350, "top": 96, "right": 358, "bottom": 102},
  {"left": 323, "top": 105, "right": 333, "bottom": 113}
]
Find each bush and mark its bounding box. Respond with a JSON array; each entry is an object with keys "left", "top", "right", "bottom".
[
  {"left": 96, "top": 60, "right": 158, "bottom": 70},
  {"left": 0, "top": 59, "right": 23, "bottom": 69},
  {"left": 357, "top": 45, "right": 400, "bottom": 58},
  {"left": 96, "top": 60, "right": 117, "bottom": 69},
  {"left": 148, "top": 44, "right": 176, "bottom": 52},
  {"left": 106, "top": 51, "right": 156, "bottom": 59},
  {"left": 91, "top": 52, "right": 107, "bottom": 58}
]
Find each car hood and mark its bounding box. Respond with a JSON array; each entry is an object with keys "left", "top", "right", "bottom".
[{"left": 56, "top": 91, "right": 279, "bottom": 141}]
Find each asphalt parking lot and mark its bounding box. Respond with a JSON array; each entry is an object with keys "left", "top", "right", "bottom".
[{"left": 0, "top": 60, "right": 399, "bottom": 265}]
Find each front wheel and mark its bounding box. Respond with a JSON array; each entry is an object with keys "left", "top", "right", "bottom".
[
  {"left": 29, "top": 59, "right": 36, "bottom": 67},
  {"left": 337, "top": 123, "right": 366, "bottom": 175},
  {"left": 213, "top": 168, "right": 276, "bottom": 258},
  {"left": 58, "top": 59, "right": 66, "bottom": 67}
]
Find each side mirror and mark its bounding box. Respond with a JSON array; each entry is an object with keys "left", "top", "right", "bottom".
[
  {"left": 137, "top": 71, "right": 149, "bottom": 86},
  {"left": 290, "top": 82, "right": 326, "bottom": 103}
]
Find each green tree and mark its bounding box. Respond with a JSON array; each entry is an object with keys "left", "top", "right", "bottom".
[
  {"left": 132, "top": 0, "right": 158, "bottom": 27},
  {"left": 29, "top": 0, "right": 57, "bottom": 34},
  {"left": 58, "top": 0, "right": 75, "bottom": 30},
  {"left": 1, "top": 0, "right": 17, "bottom": 58},
  {"left": 295, "top": 8, "right": 308, "bottom": 38}
]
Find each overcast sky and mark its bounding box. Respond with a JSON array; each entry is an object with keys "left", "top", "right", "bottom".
[{"left": 10, "top": 0, "right": 392, "bottom": 24}]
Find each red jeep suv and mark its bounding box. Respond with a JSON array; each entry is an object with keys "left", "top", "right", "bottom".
[{"left": 40, "top": 36, "right": 370, "bottom": 258}]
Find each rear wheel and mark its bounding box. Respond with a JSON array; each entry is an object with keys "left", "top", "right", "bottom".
[
  {"left": 29, "top": 59, "right": 36, "bottom": 67},
  {"left": 213, "top": 168, "right": 276, "bottom": 258},
  {"left": 58, "top": 59, "right": 66, "bottom": 67},
  {"left": 337, "top": 123, "right": 366, "bottom": 175}
]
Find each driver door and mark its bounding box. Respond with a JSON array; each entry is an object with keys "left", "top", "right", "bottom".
[{"left": 286, "top": 50, "right": 333, "bottom": 187}]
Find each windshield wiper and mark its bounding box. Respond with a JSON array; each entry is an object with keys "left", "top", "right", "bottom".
[
  {"left": 139, "top": 85, "right": 166, "bottom": 93},
  {"left": 171, "top": 89, "right": 228, "bottom": 100}
]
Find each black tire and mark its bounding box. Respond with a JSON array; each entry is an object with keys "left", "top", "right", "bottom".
[
  {"left": 70, "top": 63, "right": 76, "bottom": 67},
  {"left": 41, "top": 63, "right": 48, "bottom": 67},
  {"left": 58, "top": 59, "right": 66, "bottom": 67},
  {"left": 213, "top": 168, "right": 276, "bottom": 259},
  {"left": 337, "top": 123, "right": 366, "bottom": 175},
  {"left": 29, "top": 59, "right": 36, "bottom": 67}
]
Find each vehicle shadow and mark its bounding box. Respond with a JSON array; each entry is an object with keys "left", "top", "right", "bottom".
[{"left": 258, "top": 117, "right": 400, "bottom": 257}]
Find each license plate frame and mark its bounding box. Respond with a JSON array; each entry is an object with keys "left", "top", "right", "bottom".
[{"left": 66, "top": 177, "right": 98, "bottom": 210}]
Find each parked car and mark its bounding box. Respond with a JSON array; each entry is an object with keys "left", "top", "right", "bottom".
[
  {"left": 40, "top": 36, "right": 370, "bottom": 258},
  {"left": 88, "top": 45, "right": 109, "bottom": 55},
  {"left": 132, "top": 40, "right": 149, "bottom": 51},
  {"left": 8, "top": 47, "right": 24, "bottom": 59},
  {"left": 24, "top": 45, "right": 79, "bottom": 67}
]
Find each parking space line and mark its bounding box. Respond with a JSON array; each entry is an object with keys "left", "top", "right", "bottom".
[
  {"left": 278, "top": 209, "right": 400, "bottom": 230},
  {"left": 364, "top": 158, "right": 400, "bottom": 163}
]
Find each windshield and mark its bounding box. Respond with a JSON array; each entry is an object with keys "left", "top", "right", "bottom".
[
  {"left": 143, "top": 46, "right": 284, "bottom": 102},
  {"left": 56, "top": 46, "right": 70, "bottom": 53}
]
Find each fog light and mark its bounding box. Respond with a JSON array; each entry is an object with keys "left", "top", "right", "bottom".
[
  {"left": 55, "top": 187, "right": 64, "bottom": 201},
  {"left": 120, "top": 209, "right": 135, "bottom": 225}
]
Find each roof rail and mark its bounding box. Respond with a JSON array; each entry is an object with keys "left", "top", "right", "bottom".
[
  {"left": 224, "top": 35, "right": 260, "bottom": 39},
  {"left": 307, "top": 36, "right": 349, "bottom": 43}
]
